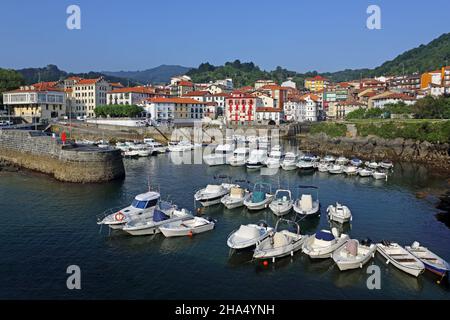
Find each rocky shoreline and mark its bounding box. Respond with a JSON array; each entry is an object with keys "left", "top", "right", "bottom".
[
  {"left": 0, "top": 159, "right": 19, "bottom": 172},
  {"left": 298, "top": 133, "right": 450, "bottom": 173}
]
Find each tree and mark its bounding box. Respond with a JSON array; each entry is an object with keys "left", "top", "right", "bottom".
[
  {"left": 94, "top": 104, "right": 144, "bottom": 118},
  {"left": 0, "top": 68, "right": 25, "bottom": 104}
]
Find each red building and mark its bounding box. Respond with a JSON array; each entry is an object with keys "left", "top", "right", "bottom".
[{"left": 225, "top": 91, "right": 262, "bottom": 125}]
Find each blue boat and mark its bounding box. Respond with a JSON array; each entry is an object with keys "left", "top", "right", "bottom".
[
  {"left": 350, "top": 158, "right": 363, "bottom": 167},
  {"left": 405, "top": 242, "right": 450, "bottom": 281}
]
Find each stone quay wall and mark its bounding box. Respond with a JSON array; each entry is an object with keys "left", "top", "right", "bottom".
[{"left": 0, "top": 130, "right": 125, "bottom": 183}]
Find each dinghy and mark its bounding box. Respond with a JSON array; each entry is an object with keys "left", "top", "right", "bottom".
[
  {"left": 358, "top": 168, "right": 374, "bottom": 177},
  {"left": 159, "top": 216, "right": 215, "bottom": 237},
  {"left": 343, "top": 165, "right": 358, "bottom": 175},
  {"left": 253, "top": 219, "right": 306, "bottom": 262},
  {"left": 405, "top": 241, "right": 450, "bottom": 279},
  {"left": 227, "top": 222, "right": 273, "bottom": 250},
  {"left": 380, "top": 160, "right": 394, "bottom": 169},
  {"left": 302, "top": 228, "right": 349, "bottom": 259},
  {"left": 317, "top": 161, "right": 330, "bottom": 172},
  {"left": 327, "top": 202, "right": 352, "bottom": 224},
  {"left": 293, "top": 186, "right": 320, "bottom": 217},
  {"left": 243, "top": 182, "right": 274, "bottom": 211},
  {"left": 221, "top": 184, "right": 249, "bottom": 209},
  {"left": 376, "top": 241, "right": 425, "bottom": 277},
  {"left": 269, "top": 189, "right": 293, "bottom": 216},
  {"left": 335, "top": 156, "right": 348, "bottom": 165},
  {"left": 328, "top": 164, "right": 344, "bottom": 174},
  {"left": 365, "top": 161, "right": 379, "bottom": 169},
  {"left": 332, "top": 239, "right": 377, "bottom": 271},
  {"left": 372, "top": 171, "right": 388, "bottom": 180}
]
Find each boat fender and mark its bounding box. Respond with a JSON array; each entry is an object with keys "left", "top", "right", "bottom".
[
  {"left": 291, "top": 251, "right": 294, "bottom": 257},
  {"left": 386, "top": 259, "right": 390, "bottom": 265},
  {"left": 115, "top": 212, "right": 125, "bottom": 221},
  {"left": 359, "top": 263, "right": 362, "bottom": 269}
]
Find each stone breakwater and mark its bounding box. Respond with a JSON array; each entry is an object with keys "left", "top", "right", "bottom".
[
  {"left": 299, "top": 133, "right": 450, "bottom": 172},
  {"left": 0, "top": 130, "right": 125, "bottom": 183}
]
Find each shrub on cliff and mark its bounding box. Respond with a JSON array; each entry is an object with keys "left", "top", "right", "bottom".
[
  {"left": 310, "top": 123, "right": 347, "bottom": 137},
  {"left": 94, "top": 104, "right": 144, "bottom": 118}
]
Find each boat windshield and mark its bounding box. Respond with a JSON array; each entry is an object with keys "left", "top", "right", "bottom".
[{"left": 131, "top": 198, "right": 158, "bottom": 209}]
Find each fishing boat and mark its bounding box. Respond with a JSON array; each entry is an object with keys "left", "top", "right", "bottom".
[
  {"left": 281, "top": 152, "right": 298, "bottom": 171},
  {"left": 229, "top": 147, "right": 250, "bottom": 167},
  {"left": 358, "top": 168, "right": 374, "bottom": 177},
  {"left": 302, "top": 228, "right": 350, "bottom": 259},
  {"left": 243, "top": 182, "right": 274, "bottom": 211},
  {"left": 97, "top": 190, "right": 160, "bottom": 229},
  {"left": 221, "top": 184, "right": 250, "bottom": 209},
  {"left": 227, "top": 222, "right": 273, "bottom": 250},
  {"left": 327, "top": 202, "right": 352, "bottom": 224},
  {"left": 253, "top": 219, "right": 306, "bottom": 262},
  {"left": 269, "top": 189, "right": 293, "bottom": 216},
  {"left": 376, "top": 241, "right": 425, "bottom": 277},
  {"left": 372, "top": 170, "right": 388, "bottom": 180},
  {"left": 203, "top": 141, "right": 235, "bottom": 166},
  {"left": 365, "top": 161, "right": 379, "bottom": 169},
  {"left": 405, "top": 241, "right": 450, "bottom": 280},
  {"left": 350, "top": 158, "right": 363, "bottom": 167},
  {"left": 265, "top": 145, "right": 284, "bottom": 169},
  {"left": 332, "top": 239, "right": 377, "bottom": 271},
  {"left": 246, "top": 149, "right": 268, "bottom": 169},
  {"left": 323, "top": 155, "right": 335, "bottom": 163},
  {"left": 293, "top": 186, "right": 320, "bottom": 217},
  {"left": 122, "top": 206, "right": 192, "bottom": 236},
  {"left": 159, "top": 216, "right": 215, "bottom": 237},
  {"left": 328, "top": 164, "right": 344, "bottom": 174},
  {"left": 194, "top": 180, "right": 238, "bottom": 207},
  {"left": 343, "top": 165, "right": 358, "bottom": 175},
  {"left": 335, "top": 156, "right": 349, "bottom": 165},
  {"left": 380, "top": 160, "right": 394, "bottom": 169}
]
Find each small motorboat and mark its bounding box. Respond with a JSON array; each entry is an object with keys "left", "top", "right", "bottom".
[
  {"left": 122, "top": 206, "right": 192, "bottom": 236},
  {"left": 269, "top": 189, "right": 293, "bottom": 216},
  {"left": 335, "top": 156, "right": 348, "bottom": 165},
  {"left": 159, "top": 216, "right": 215, "bottom": 237},
  {"left": 323, "top": 155, "right": 335, "bottom": 163},
  {"left": 297, "top": 153, "right": 319, "bottom": 170},
  {"left": 195, "top": 182, "right": 238, "bottom": 207},
  {"left": 350, "top": 158, "right": 363, "bottom": 167},
  {"left": 243, "top": 182, "right": 274, "bottom": 211},
  {"left": 221, "top": 185, "right": 249, "bottom": 209},
  {"left": 365, "top": 161, "right": 379, "bottom": 169},
  {"left": 302, "top": 228, "right": 350, "bottom": 259},
  {"left": 328, "top": 164, "right": 344, "bottom": 174},
  {"left": 253, "top": 219, "right": 306, "bottom": 262},
  {"left": 317, "top": 162, "right": 330, "bottom": 173},
  {"left": 281, "top": 152, "right": 298, "bottom": 171},
  {"left": 293, "top": 185, "right": 320, "bottom": 217},
  {"left": 327, "top": 202, "right": 352, "bottom": 224},
  {"left": 144, "top": 138, "right": 168, "bottom": 153},
  {"left": 376, "top": 241, "right": 425, "bottom": 277},
  {"left": 358, "top": 168, "right": 374, "bottom": 177},
  {"left": 168, "top": 140, "right": 193, "bottom": 152},
  {"left": 229, "top": 147, "right": 250, "bottom": 166},
  {"left": 343, "top": 165, "right": 358, "bottom": 175},
  {"left": 372, "top": 171, "right": 388, "bottom": 180},
  {"left": 332, "top": 238, "right": 377, "bottom": 271},
  {"left": 227, "top": 222, "right": 273, "bottom": 250},
  {"left": 123, "top": 149, "right": 140, "bottom": 158},
  {"left": 97, "top": 190, "right": 160, "bottom": 229},
  {"left": 265, "top": 145, "right": 283, "bottom": 169},
  {"left": 405, "top": 241, "right": 450, "bottom": 280},
  {"left": 203, "top": 141, "right": 235, "bottom": 166},
  {"left": 380, "top": 160, "right": 394, "bottom": 169},
  {"left": 246, "top": 149, "right": 267, "bottom": 169}
]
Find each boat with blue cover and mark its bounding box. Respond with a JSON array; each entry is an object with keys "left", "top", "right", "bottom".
[
  {"left": 243, "top": 182, "right": 274, "bottom": 211},
  {"left": 302, "top": 228, "right": 349, "bottom": 259}
]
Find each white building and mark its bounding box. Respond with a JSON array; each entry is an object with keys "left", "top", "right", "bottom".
[
  {"left": 143, "top": 97, "right": 206, "bottom": 124},
  {"left": 281, "top": 78, "right": 296, "bottom": 89},
  {"left": 72, "top": 77, "right": 111, "bottom": 118},
  {"left": 107, "top": 86, "right": 156, "bottom": 105},
  {"left": 369, "top": 92, "right": 416, "bottom": 109}
]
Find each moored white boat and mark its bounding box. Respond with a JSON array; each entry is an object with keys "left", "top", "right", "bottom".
[
  {"left": 328, "top": 164, "right": 344, "bottom": 174},
  {"left": 293, "top": 186, "right": 320, "bottom": 217},
  {"left": 269, "top": 189, "right": 293, "bottom": 216},
  {"left": 302, "top": 228, "right": 350, "bottom": 259},
  {"left": 380, "top": 160, "right": 394, "bottom": 169},
  {"left": 227, "top": 222, "right": 273, "bottom": 249},
  {"left": 221, "top": 185, "right": 249, "bottom": 209},
  {"left": 246, "top": 149, "right": 267, "bottom": 169},
  {"left": 204, "top": 142, "right": 235, "bottom": 166},
  {"left": 229, "top": 147, "right": 249, "bottom": 166},
  {"left": 323, "top": 155, "right": 335, "bottom": 163},
  {"left": 265, "top": 145, "right": 283, "bottom": 169},
  {"left": 195, "top": 182, "right": 238, "bottom": 207},
  {"left": 405, "top": 241, "right": 450, "bottom": 279},
  {"left": 343, "top": 165, "right": 358, "bottom": 175},
  {"left": 253, "top": 219, "right": 306, "bottom": 262},
  {"left": 365, "top": 161, "right": 379, "bottom": 169},
  {"left": 350, "top": 158, "right": 363, "bottom": 167},
  {"left": 97, "top": 190, "right": 160, "bottom": 229},
  {"left": 372, "top": 171, "right": 388, "bottom": 180},
  {"left": 159, "top": 216, "right": 215, "bottom": 237},
  {"left": 281, "top": 152, "right": 298, "bottom": 170},
  {"left": 243, "top": 182, "right": 274, "bottom": 211},
  {"left": 376, "top": 241, "right": 425, "bottom": 277},
  {"left": 327, "top": 202, "right": 352, "bottom": 224},
  {"left": 317, "top": 162, "right": 330, "bottom": 172},
  {"left": 332, "top": 239, "right": 377, "bottom": 271},
  {"left": 358, "top": 168, "right": 374, "bottom": 177},
  {"left": 335, "top": 156, "right": 348, "bottom": 165}
]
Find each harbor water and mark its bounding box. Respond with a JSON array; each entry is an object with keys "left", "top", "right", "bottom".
[{"left": 0, "top": 148, "right": 449, "bottom": 299}]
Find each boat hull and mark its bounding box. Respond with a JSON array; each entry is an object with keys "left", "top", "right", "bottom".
[
  {"left": 376, "top": 244, "right": 425, "bottom": 277},
  {"left": 160, "top": 222, "right": 214, "bottom": 237}
]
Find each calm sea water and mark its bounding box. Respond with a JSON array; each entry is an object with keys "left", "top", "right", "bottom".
[{"left": 0, "top": 148, "right": 449, "bottom": 300}]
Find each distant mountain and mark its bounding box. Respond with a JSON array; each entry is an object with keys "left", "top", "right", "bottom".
[
  {"left": 15, "top": 64, "right": 139, "bottom": 86},
  {"left": 102, "top": 65, "right": 192, "bottom": 84}
]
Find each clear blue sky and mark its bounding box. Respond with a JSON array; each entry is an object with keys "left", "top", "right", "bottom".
[{"left": 0, "top": 0, "right": 449, "bottom": 73}]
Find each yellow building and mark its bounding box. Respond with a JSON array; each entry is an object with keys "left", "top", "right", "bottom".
[{"left": 304, "top": 75, "right": 329, "bottom": 92}]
